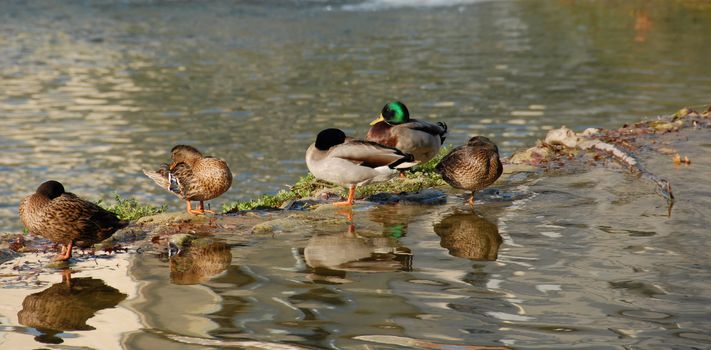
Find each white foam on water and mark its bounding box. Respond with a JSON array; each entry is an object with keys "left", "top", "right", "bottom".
[{"left": 341, "top": 0, "right": 492, "bottom": 11}]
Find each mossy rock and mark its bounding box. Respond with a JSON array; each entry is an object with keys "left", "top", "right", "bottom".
[
  {"left": 135, "top": 212, "right": 210, "bottom": 225},
  {"left": 366, "top": 189, "right": 447, "bottom": 205}
]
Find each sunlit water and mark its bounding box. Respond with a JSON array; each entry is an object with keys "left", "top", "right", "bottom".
[{"left": 1, "top": 0, "right": 711, "bottom": 348}]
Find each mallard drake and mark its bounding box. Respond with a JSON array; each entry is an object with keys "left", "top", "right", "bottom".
[
  {"left": 144, "top": 145, "right": 232, "bottom": 215},
  {"left": 19, "top": 181, "right": 128, "bottom": 261},
  {"left": 305, "top": 128, "right": 417, "bottom": 206},
  {"left": 367, "top": 101, "right": 448, "bottom": 164},
  {"left": 435, "top": 136, "right": 503, "bottom": 205}
]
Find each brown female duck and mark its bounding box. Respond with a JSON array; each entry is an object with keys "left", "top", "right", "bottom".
[
  {"left": 367, "top": 101, "right": 448, "bottom": 164},
  {"left": 144, "top": 145, "right": 232, "bottom": 215},
  {"left": 19, "top": 181, "right": 128, "bottom": 261},
  {"left": 435, "top": 136, "right": 503, "bottom": 205}
]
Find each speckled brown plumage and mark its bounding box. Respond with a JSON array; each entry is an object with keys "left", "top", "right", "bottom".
[
  {"left": 144, "top": 145, "right": 232, "bottom": 214},
  {"left": 18, "top": 181, "right": 128, "bottom": 261},
  {"left": 435, "top": 136, "right": 503, "bottom": 204}
]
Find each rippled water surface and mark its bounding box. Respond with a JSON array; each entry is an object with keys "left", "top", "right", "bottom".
[{"left": 1, "top": 0, "right": 711, "bottom": 349}]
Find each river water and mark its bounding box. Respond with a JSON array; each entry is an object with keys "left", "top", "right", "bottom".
[{"left": 1, "top": 0, "right": 710, "bottom": 349}]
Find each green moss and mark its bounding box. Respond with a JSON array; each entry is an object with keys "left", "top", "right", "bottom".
[
  {"left": 98, "top": 193, "right": 166, "bottom": 221},
  {"left": 222, "top": 174, "right": 332, "bottom": 213},
  {"left": 222, "top": 147, "right": 451, "bottom": 213}
]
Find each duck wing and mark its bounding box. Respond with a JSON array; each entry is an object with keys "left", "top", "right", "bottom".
[
  {"left": 328, "top": 140, "right": 417, "bottom": 169},
  {"left": 404, "top": 120, "right": 448, "bottom": 144},
  {"left": 47, "top": 193, "right": 126, "bottom": 243},
  {"left": 144, "top": 162, "right": 194, "bottom": 198}
]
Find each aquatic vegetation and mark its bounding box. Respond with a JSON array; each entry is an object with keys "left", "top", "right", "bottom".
[
  {"left": 98, "top": 193, "right": 166, "bottom": 221},
  {"left": 222, "top": 147, "right": 450, "bottom": 213}
]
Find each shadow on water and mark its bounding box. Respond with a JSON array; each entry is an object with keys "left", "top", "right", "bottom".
[{"left": 17, "top": 270, "right": 127, "bottom": 344}]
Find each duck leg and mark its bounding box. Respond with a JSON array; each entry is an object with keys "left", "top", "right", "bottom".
[
  {"left": 187, "top": 200, "right": 215, "bottom": 215},
  {"left": 468, "top": 191, "right": 475, "bottom": 206},
  {"left": 186, "top": 200, "right": 207, "bottom": 215},
  {"left": 198, "top": 201, "right": 215, "bottom": 214},
  {"left": 54, "top": 241, "right": 73, "bottom": 261},
  {"left": 334, "top": 185, "right": 356, "bottom": 206}
]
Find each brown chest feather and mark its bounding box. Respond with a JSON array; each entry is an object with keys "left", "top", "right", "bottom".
[{"left": 366, "top": 122, "right": 398, "bottom": 147}]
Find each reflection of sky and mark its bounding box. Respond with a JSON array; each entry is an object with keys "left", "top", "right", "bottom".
[{"left": 2, "top": 1, "right": 711, "bottom": 230}]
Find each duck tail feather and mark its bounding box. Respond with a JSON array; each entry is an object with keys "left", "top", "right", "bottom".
[
  {"left": 437, "top": 122, "right": 448, "bottom": 144},
  {"left": 143, "top": 166, "right": 172, "bottom": 191},
  {"left": 389, "top": 153, "right": 418, "bottom": 169}
]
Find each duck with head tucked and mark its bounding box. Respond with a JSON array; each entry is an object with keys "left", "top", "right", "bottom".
[
  {"left": 435, "top": 136, "right": 503, "bottom": 205},
  {"left": 306, "top": 128, "right": 417, "bottom": 206},
  {"left": 144, "top": 145, "right": 232, "bottom": 215},
  {"left": 367, "top": 101, "right": 448, "bottom": 166},
  {"left": 19, "top": 181, "right": 129, "bottom": 261}
]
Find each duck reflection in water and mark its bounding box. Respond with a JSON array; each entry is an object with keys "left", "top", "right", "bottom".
[
  {"left": 368, "top": 204, "right": 430, "bottom": 239},
  {"left": 17, "top": 269, "right": 127, "bottom": 344},
  {"left": 433, "top": 211, "right": 502, "bottom": 261},
  {"left": 303, "top": 220, "right": 412, "bottom": 284},
  {"left": 170, "top": 239, "right": 232, "bottom": 285}
]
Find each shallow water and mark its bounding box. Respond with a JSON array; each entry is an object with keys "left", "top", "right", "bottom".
[
  {"left": 1, "top": 0, "right": 711, "bottom": 349},
  {"left": 118, "top": 130, "right": 710, "bottom": 349}
]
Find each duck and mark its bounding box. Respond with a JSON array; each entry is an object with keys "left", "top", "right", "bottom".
[
  {"left": 144, "top": 145, "right": 232, "bottom": 215},
  {"left": 18, "top": 180, "right": 129, "bottom": 261},
  {"left": 305, "top": 128, "right": 417, "bottom": 206},
  {"left": 366, "top": 101, "right": 448, "bottom": 165},
  {"left": 435, "top": 136, "right": 503, "bottom": 205}
]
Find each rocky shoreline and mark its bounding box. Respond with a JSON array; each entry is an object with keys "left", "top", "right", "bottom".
[{"left": 0, "top": 106, "right": 709, "bottom": 276}]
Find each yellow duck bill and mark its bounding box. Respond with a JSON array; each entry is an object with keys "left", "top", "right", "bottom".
[{"left": 369, "top": 114, "right": 386, "bottom": 125}]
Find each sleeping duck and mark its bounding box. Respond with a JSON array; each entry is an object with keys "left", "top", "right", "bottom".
[
  {"left": 144, "top": 145, "right": 232, "bottom": 215},
  {"left": 19, "top": 181, "right": 128, "bottom": 261},
  {"left": 435, "top": 136, "right": 503, "bottom": 205},
  {"left": 367, "top": 101, "right": 448, "bottom": 164},
  {"left": 306, "top": 128, "right": 417, "bottom": 206}
]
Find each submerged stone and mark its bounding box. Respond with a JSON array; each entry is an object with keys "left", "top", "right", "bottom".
[
  {"left": 366, "top": 188, "right": 447, "bottom": 205},
  {"left": 169, "top": 233, "right": 197, "bottom": 248},
  {"left": 44, "top": 260, "right": 71, "bottom": 269},
  {"left": 0, "top": 248, "right": 20, "bottom": 264}
]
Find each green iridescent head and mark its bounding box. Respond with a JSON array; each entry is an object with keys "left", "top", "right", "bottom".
[{"left": 370, "top": 101, "right": 410, "bottom": 126}]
